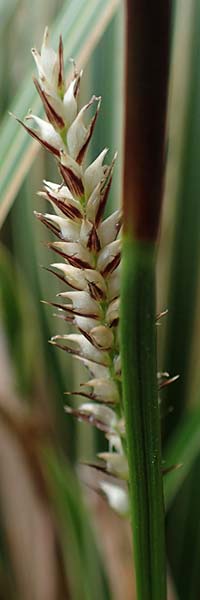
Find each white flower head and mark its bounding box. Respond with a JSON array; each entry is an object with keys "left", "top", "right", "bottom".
[{"left": 16, "top": 27, "right": 125, "bottom": 520}]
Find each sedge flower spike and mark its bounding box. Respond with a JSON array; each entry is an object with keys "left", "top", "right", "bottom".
[
  {"left": 16, "top": 28, "right": 128, "bottom": 513},
  {"left": 15, "top": 28, "right": 175, "bottom": 526}
]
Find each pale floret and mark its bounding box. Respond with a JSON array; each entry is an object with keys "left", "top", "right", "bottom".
[
  {"left": 67, "top": 105, "right": 88, "bottom": 159},
  {"left": 51, "top": 241, "right": 93, "bottom": 267},
  {"left": 60, "top": 150, "right": 82, "bottom": 178},
  {"left": 100, "top": 482, "right": 129, "bottom": 516},
  {"left": 75, "top": 358, "right": 110, "bottom": 380},
  {"left": 42, "top": 214, "right": 81, "bottom": 241},
  {"left": 73, "top": 315, "right": 99, "bottom": 335},
  {"left": 32, "top": 27, "right": 59, "bottom": 94},
  {"left": 84, "top": 149, "right": 108, "bottom": 198},
  {"left": 32, "top": 28, "right": 83, "bottom": 129},
  {"left": 80, "top": 220, "right": 94, "bottom": 247},
  {"left": 51, "top": 264, "right": 106, "bottom": 297},
  {"left": 85, "top": 183, "right": 101, "bottom": 224},
  {"left": 97, "top": 240, "right": 121, "bottom": 275},
  {"left": 25, "top": 114, "right": 63, "bottom": 151},
  {"left": 59, "top": 150, "right": 84, "bottom": 197},
  {"left": 57, "top": 291, "right": 102, "bottom": 318},
  {"left": 98, "top": 452, "right": 129, "bottom": 480},
  {"left": 107, "top": 267, "right": 120, "bottom": 301},
  {"left": 67, "top": 96, "right": 101, "bottom": 161},
  {"left": 51, "top": 263, "right": 87, "bottom": 290},
  {"left": 41, "top": 181, "right": 83, "bottom": 219},
  {"left": 106, "top": 298, "right": 120, "bottom": 326},
  {"left": 74, "top": 403, "right": 117, "bottom": 429},
  {"left": 107, "top": 433, "right": 123, "bottom": 453},
  {"left": 84, "top": 269, "right": 106, "bottom": 298},
  {"left": 85, "top": 378, "right": 119, "bottom": 404},
  {"left": 114, "top": 354, "right": 121, "bottom": 375},
  {"left": 63, "top": 75, "right": 81, "bottom": 127},
  {"left": 98, "top": 210, "right": 122, "bottom": 247},
  {"left": 89, "top": 325, "right": 113, "bottom": 350},
  {"left": 54, "top": 333, "right": 110, "bottom": 365},
  {"left": 43, "top": 180, "right": 73, "bottom": 199}
]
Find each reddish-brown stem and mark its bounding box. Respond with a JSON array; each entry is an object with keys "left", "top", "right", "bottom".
[{"left": 123, "top": 0, "right": 171, "bottom": 240}]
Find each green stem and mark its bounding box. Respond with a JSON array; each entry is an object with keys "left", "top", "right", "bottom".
[{"left": 121, "top": 236, "right": 166, "bottom": 600}]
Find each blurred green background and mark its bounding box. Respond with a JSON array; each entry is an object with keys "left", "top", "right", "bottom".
[{"left": 1, "top": 0, "right": 200, "bottom": 598}]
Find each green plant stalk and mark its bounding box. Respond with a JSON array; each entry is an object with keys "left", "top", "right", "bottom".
[
  {"left": 121, "top": 2, "right": 171, "bottom": 596},
  {"left": 121, "top": 237, "right": 166, "bottom": 600}
]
